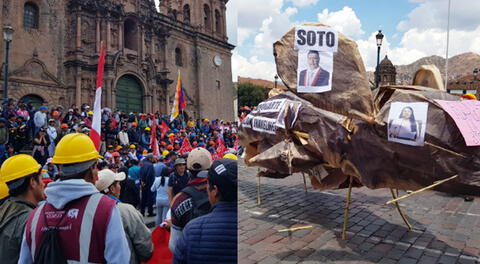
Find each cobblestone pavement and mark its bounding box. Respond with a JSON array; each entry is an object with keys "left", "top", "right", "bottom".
[{"left": 239, "top": 161, "right": 480, "bottom": 264}]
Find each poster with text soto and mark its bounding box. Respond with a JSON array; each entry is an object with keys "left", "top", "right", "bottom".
[
  {"left": 387, "top": 102, "right": 428, "bottom": 146},
  {"left": 295, "top": 26, "right": 337, "bottom": 93}
]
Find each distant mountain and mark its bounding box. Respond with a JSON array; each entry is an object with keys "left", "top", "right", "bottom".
[{"left": 368, "top": 52, "right": 480, "bottom": 84}]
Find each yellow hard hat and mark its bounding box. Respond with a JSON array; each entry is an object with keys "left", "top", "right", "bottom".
[
  {"left": 145, "top": 127, "right": 151, "bottom": 131},
  {"left": 52, "top": 133, "right": 102, "bottom": 164},
  {"left": 223, "top": 153, "right": 238, "bottom": 161},
  {"left": 130, "top": 144, "right": 136, "bottom": 149},
  {"left": 0, "top": 182, "right": 8, "bottom": 199},
  {"left": 88, "top": 111, "right": 94, "bottom": 115},
  {"left": 162, "top": 150, "right": 169, "bottom": 157},
  {"left": 0, "top": 154, "right": 41, "bottom": 184}
]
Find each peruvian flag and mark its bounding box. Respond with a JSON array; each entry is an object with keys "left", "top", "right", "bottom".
[
  {"left": 90, "top": 44, "right": 106, "bottom": 150},
  {"left": 179, "top": 137, "right": 193, "bottom": 155},
  {"left": 151, "top": 115, "right": 159, "bottom": 156}
]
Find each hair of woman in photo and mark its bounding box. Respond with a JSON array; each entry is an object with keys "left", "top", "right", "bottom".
[{"left": 399, "top": 106, "right": 417, "bottom": 133}]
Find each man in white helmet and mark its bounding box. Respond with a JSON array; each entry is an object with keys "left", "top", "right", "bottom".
[{"left": 168, "top": 147, "right": 212, "bottom": 252}]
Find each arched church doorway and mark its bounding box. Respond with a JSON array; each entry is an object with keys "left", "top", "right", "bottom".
[
  {"left": 19, "top": 94, "right": 44, "bottom": 108},
  {"left": 116, "top": 75, "right": 144, "bottom": 113}
]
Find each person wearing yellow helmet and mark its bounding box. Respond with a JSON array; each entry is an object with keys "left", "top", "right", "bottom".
[
  {"left": 140, "top": 127, "right": 151, "bottom": 150},
  {"left": 0, "top": 154, "right": 45, "bottom": 264},
  {"left": 0, "top": 182, "right": 8, "bottom": 203},
  {"left": 18, "top": 133, "right": 131, "bottom": 263},
  {"left": 223, "top": 153, "right": 238, "bottom": 161}
]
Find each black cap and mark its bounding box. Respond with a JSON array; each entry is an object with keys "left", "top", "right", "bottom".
[{"left": 208, "top": 158, "right": 237, "bottom": 194}]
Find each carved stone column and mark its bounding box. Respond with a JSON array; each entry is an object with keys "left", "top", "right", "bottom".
[
  {"left": 106, "top": 17, "right": 111, "bottom": 51},
  {"left": 96, "top": 14, "right": 101, "bottom": 52},
  {"left": 76, "top": 10, "right": 82, "bottom": 49},
  {"left": 75, "top": 68, "right": 82, "bottom": 107}
]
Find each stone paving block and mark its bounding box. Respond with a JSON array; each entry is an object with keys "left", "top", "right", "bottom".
[
  {"left": 379, "top": 257, "right": 397, "bottom": 264},
  {"left": 398, "top": 257, "right": 418, "bottom": 264},
  {"left": 438, "top": 255, "right": 459, "bottom": 264},
  {"left": 257, "top": 256, "right": 279, "bottom": 264},
  {"left": 418, "top": 254, "right": 439, "bottom": 264},
  {"left": 457, "top": 255, "right": 479, "bottom": 264},
  {"left": 404, "top": 247, "right": 424, "bottom": 259}
]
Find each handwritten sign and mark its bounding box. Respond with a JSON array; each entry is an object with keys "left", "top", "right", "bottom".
[
  {"left": 253, "top": 99, "right": 287, "bottom": 114},
  {"left": 252, "top": 116, "right": 277, "bottom": 135},
  {"left": 295, "top": 26, "right": 338, "bottom": 52},
  {"left": 435, "top": 100, "right": 480, "bottom": 146}
]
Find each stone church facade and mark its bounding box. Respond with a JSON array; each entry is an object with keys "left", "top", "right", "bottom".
[{"left": 0, "top": 0, "right": 234, "bottom": 120}]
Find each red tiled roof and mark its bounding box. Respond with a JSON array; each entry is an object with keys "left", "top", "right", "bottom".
[{"left": 237, "top": 76, "right": 288, "bottom": 90}]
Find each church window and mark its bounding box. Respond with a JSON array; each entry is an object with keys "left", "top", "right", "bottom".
[
  {"left": 172, "top": 10, "right": 178, "bottom": 20},
  {"left": 216, "top": 80, "right": 221, "bottom": 90},
  {"left": 204, "top": 4, "right": 211, "bottom": 31},
  {"left": 215, "top": 9, "right": 221, "bottom": 33},
  {"left": 175, "top": 47, "right": 183, "bottom": 66},
  {"left": 183, "top": 5, "right": 191, "bottom": 23},
  {"left": 24, "top": 2, "right": 39, "bottom": 29},
  {"left": 124, "top": 19, "right": 138, "bottom": 51}
]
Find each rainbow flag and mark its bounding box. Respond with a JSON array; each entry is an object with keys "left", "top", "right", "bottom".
[{"left": 170, "top": 71, "right": 186, "bottom": 122}]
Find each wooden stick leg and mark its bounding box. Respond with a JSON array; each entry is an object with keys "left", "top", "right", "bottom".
[
  {"left": 257, "top": 176, "right": 261, "bottom": 206},
  {"left": 386, "top": 175, "right": 458, "bottom": 205},
  {"left": 342, "top": 177, "right": 354, "bottom": 240},
  {"left": 302, "top": 173, "right": 308, "bottom": 194},
  {"left": 390, "top": 189, "right": 413, "bottom": 230}
]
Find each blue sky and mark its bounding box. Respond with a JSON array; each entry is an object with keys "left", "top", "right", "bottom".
[{"left": 228, "top": 0, "right": 480, "bottom": 81}]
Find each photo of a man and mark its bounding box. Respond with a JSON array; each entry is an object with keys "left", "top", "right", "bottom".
[
  {"left": 297, "top": 49, "right": 333, "bottom": 93},
  {"left": 299, "top": 50, "right": 330, "bottom": 87}
]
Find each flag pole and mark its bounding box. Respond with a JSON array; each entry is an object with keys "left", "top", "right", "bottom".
[{"left": 444, "top": 0, "right": 451, "bottom": 90}]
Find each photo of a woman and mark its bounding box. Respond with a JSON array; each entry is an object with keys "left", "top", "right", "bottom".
[
  {"left": 389, "top": 106, "right": 418, "bottom": 140},
  {"left": 387, "top": 102, "right": 428, "bottom": 147}
]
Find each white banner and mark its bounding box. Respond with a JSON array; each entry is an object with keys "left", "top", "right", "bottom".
[
  {"left": 294, "top": 26, "right": 338, "bottom": 52},
  {"left": 252, "top": 116, "right": 277, "bottom": 135}
]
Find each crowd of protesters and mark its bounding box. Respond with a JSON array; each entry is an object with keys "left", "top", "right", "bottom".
[{"left": 0, "top": 98, "right": 239, "bottom": 264}]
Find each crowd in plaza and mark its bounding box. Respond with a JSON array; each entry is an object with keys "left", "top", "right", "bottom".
[{"left": 0, "top": 99, "right": 239, "bottom": 264}]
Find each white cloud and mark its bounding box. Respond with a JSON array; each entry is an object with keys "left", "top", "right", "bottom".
[
  {"left": 232, "top": 52, "right": 277, "bottom": 82},
  {"left": 251, "top": 7, "right": 298, "bottom": 56},
  {"left": 398, "top": 0, "right": 480, "bottom": 32},
  {"left": 317, "top": 6, "right": 364, "bottom": 38},
  {"left": 288, "top": 0, "right": 319, "bottom": 7},
  {"left": 226, "top": 1, "right": 238, "bottom": 45},
  {"left": 237, "top": 28, "right": 253, "bottom": 46},
  {"left": 357, "top": 26, "right": 480, "bottom": 70}
]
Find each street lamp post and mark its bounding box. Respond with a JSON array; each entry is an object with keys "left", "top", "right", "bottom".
[
  {"left": 2, "top": 26, "right": 13, "bottom": 102},
  {"left": 274, "top": 74, "right": 278, "bottom": 89},
  {"left": 474, "top": 68, "right": 479, "bottom": 98},
  {"left": 375, "top": 30, "right": 384, "bottom": 88}
]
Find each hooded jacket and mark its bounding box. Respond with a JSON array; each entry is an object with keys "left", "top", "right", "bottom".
[
  {"left": 0, "top": 197, "right": 36, "bottom": 264},
  {"left": 18, "top": 179, "right": 131, "bottom": 264}
]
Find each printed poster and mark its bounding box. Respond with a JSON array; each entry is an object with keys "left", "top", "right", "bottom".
[{"left": 387, "top": 102, "right": 428, "bottom": 146}]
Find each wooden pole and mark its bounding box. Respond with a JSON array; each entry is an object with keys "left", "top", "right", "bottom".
[
  {"left": 257, "top": 176, "right": 261, "bottom": 206},
  {"left": 342, "top": 176, "right": 354, "bottom": 240},
  {"left": 390, "top": 188, "right": 413, "bottom": 230},
  {"left": 386, "top": 175, "right": 458, "bottom": 205},
  {"left": 302, "top": 173, "right": 308, "bottom": 194},
  {"left": 424, "top": 141, "right": 466, "bottom": 158}
]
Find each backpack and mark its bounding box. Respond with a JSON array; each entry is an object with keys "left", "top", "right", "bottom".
[
  {"left": 182, "top": 186, "right": 211, "bottom": 220},
  {"left": 34, "top": 205, "right": 67, "bottom": 264}
]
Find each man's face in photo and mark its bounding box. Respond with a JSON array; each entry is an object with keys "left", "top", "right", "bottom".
[{"left": 307, "top": 51, "right": 320, "bottom": 70}]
